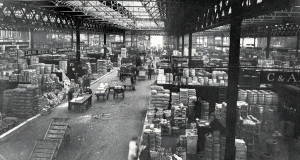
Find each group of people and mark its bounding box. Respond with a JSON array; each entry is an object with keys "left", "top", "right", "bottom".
[{"left": 67, "top": 84, "right": 93, "bottom": 111}]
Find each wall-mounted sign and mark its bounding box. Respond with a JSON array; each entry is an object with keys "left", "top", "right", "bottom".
[{"left": 260, "top": 71, "right": 300, "bottom": 83}]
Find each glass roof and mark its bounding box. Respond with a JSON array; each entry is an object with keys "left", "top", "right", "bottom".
[{"left": 64, "top": 0, "right": 164, "bottom": 30}]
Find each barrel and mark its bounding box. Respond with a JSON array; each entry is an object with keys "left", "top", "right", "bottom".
[
  {"left": 40, "top": 66, "right": 45, "bottom": 74},
  {"left": 187, "top": 77, "right": 192, "bottom": 83},
  {"left": 247, "top": 91, "right": 258, "bottom": 104},
  {"left": 264, "top": 92, "right": 274, "bottom": 105},
  {"left": 266, "top": 139, "right": 279, "bottom": 155},
  {"left": 44, "top": 65, "right": 51, "bottom": 74},
  {"left": 257, "top": 91, "right": 265, "bottom": 105},
  {"left": 189, "top": 68, "right": 195, "bottom": 77},
  {"left": 256, "top": 105, "right": 264, "bottom": 121},
  {"left": 183, "top": 68, "right": 189, "bottom": 78},
  {"left": 176, "top": 147, "right": 186, "bottom": 160},
  {"left": 198, "top": 77, "right": 204, "bottom": 85},
  {"left": 271, "top": 93, "right": 278, "bottom": 105},
  {"left": 204, "top": 77, "right": 209, "bottom": 85},
  {"left": 239, "top": 90, "right": 248, "bottom": 101}
]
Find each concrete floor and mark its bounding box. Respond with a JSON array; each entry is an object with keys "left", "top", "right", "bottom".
[{"left": 0, "top": 69, "right": 154, "bottom": 160}]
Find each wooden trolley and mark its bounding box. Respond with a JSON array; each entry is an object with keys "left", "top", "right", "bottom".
[
  {"left": 95, "top": 87, "right": 109, "bottom": 101},
  {"left": 29, "top": 118, "right": 70, "bottom": 160}
]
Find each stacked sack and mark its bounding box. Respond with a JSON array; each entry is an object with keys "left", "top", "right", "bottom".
[
  {"left": 146, "top": 128, "right": 162, "bottom": 155},
  {"left": 200, "top": 100, "right": 210, "bottom": 120},
  {"left": 180, "top": 88, "right": 189, "bottom": 106},
  {"left": 205, "top": 133, "right": 214, "bottom": 160},
  {"left": 172, "top": 104, "right": 187, "bottom": 128},
  {"left": 3, "top": 85, "right": 39, "bottom": 118},
  {"left": 150, "top": 86, "right": 170, "bottom": 110},
  {"left": 188, "top": 96, "right": 197, "bottom": 121}
]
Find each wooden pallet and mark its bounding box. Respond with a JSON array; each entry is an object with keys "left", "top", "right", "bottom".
[
  {"left": 29, "top": 118, "right": 69, "bottom": 160},
  {"left": 44, "top": 118, "right": 69, "bottom": 148},
  {"left": 28, "top": 139, "right": 59, "bottom": 160}
]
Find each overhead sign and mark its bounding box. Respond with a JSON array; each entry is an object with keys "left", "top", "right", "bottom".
[{"left": 260, "top": 71, "right": 300, "bottom": 83}]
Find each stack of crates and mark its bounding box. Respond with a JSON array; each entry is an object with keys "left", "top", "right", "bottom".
[
  {"left": 97, "top": 60, "right": 108, "bottom": 76},
  {"left": 172, "top": 105, "right": 187, "bottom": 128}
]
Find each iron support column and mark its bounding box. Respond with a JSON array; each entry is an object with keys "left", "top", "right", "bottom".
[
  {"left": 188, "top": 33, "right": 192, "bottom": 68},
  {"left": 266, "top": 29, "right": 271, "bottom": 59},
  {"left": 225, "top": 1, "right": 243, "bottom": 159},
  {"left": 213, "top": 36, "right": 216, "bottom": 49},
  {"left": 297, "top": 31, "right": 300, "bottom": 58},
  {"left": 131, "top": 32, "right": 133, "bottom": 47},
  {"left": 71, "top": 31, "right": 74, "bottom": 49},
  {"left": 182, "top": 35, "right": 184, "bottom": 56},
  {"left": 136, "top": 34, "right": 138, "bottom": 47},
  {"left": 29, "top": 29, "right": 34, "bottom": 49},
  {"left": 123, "top": 32, "right": 126, "bottom": 47},
  {"left": 221, "top": 35, "right": 224, "bottom": 48},
  {"left": 104, "top": 33, "right": 107, "bottom": 59},
  {"left": 87, "top": 33, "right": 90, "bottom": 47},
  {"left": 76, "top": 29, "right": 80, "bottom": 62},
  {"left": 99, "top": 34, "right": 101, "bottom": 47},
  {"left": 177, "top": 35, "right": 180, "bottom": 50}
]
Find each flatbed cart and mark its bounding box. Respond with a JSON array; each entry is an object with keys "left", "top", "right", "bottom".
[
  {"left": 95, "top": 87, "right": 109, "bottom": 101},
  {"left": 122, "top": 77, "right": 135, "bottom": 91},
  {"left": 113, "top": 86, "right": 125, "bottom": 99},
  {"left": 29, "top": 118, "right": 70, "bottom": 160},
  {"left": 108, "top": 80, "right": 121, "bottom": 93},
  {"left": 137, "top": 66, "right": 146, "bottom": 80}
]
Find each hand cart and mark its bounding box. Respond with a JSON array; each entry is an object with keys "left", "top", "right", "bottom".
[
  {"left": 95, "top": 87, "right": 109, "bottom": 101},
  {"left": 108, "top": 80, "right": 121, "bottom": 93},
  {"left": 113, "top": 86, "right": 125, "bottom": 99},
  {"left": 123, "top": 78, "right": 135, "bottom": 91},
  {"left": 29, "top": 118, "right": 71, "bottom": 160},
  {"left": 137, "top": 66, "right": 146, "bottom": 80}
]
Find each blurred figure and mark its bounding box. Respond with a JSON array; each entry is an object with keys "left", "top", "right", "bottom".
[
  {"left": 67, "top": 88, "right": 74, "bottom": 110},
  {"left": 84, "top": 86, "right": 93, "bottom": 94},
  {"left": 148, "top": 65, "right": 152, "bottom": 79},
  {"left": 128, "top": 136, "right": 139, "bottom": 160}
]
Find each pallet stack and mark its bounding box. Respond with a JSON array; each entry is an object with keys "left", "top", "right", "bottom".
[
  {"left": 200, "top": 100, "right": 210, "bottom": 120},
  {"left": 172, "top": 104, "right": 187, "bottom": 128},
  {"left": 205, "top": 131, "right": 225, "bottom": 160},
  {"left": 150, "top": 86, "right": 170, "bottom": 110},
  {"left": 213, "top": 130, "right": 221, "bottom": 160},
  {"left": 171, "top": 92, "right": 180, "bottom": 105},
  {"left": 97, "top": 60, "right": 108, "bottom": 76},
  {"left": 188, "top": 89, "right": 196, "bottom": 97},
  {"left": 186, "top": 129, "right": 198, "bottom": 154},
  {"left": 205, "top": 133, "right": 213, "bottom": 160},
  {"left": 188, "top": 96, "right": 197, "bottom": 120},
  {"left": 3, "top": 85, "right": 39, "bottom": 118},
  {"left": 180, "top": 88, "right": 189, "bottom": 106},
  {"left": 160, "top": 119, "right": 172, "bottom": 136}
]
